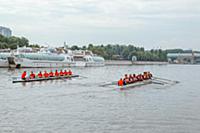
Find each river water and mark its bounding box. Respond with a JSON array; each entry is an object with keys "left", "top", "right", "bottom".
[{"left": 0, "top": 65, "right": 200, "bottom": 133}]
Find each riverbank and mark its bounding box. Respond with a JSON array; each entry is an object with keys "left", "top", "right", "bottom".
[{"left": 105, "top": 60, "right": 168, "bottom": 66}]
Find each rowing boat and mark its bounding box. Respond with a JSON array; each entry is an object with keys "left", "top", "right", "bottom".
[
  {"left": 12, "top": 75, "right": 79, "bottom": 83},
  {"left": 116, "top": 79, "right": 153, "bottom": 90}
]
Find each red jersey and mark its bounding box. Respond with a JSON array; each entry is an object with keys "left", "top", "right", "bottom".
[
  {"left": 68, "top": 70, "right": 72, "bottom": 75},
  {"left": 55, "top": 71, "right": 59, "bottom": 77},
  {"left": 21, "top": 72, "right": 26, "bottom": 79},
  {"left": 43, "top": 72, "right": 49, "bottom": 78},
  {"left": 63, "top": 71, "right": 68, "bottom": 75},
  {"left": 49, "top": 72, "right": 54, "bottom": 77},
  {"left": 60, "top": 71, "right": 64, "bottom": 76},
  {"left": 118, "top": 79, "right": 123, "bottom": 86},
  {"left": 30, "top": 73, "right": 35, "bottom": 79},
  {"left": 38, "top": 73, "right": 43, "bottom": 78}
]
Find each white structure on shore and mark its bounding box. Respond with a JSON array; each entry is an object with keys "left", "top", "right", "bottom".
[
  {"left": 0, "top": 26, "right": 12, "bottom": 37},
  {"left": 67, "top": 50, "right": 105, "bottom": 67},
  {"left": 8, "top": 47, "right": 75, "bottom": 68},
  {"left": 167, "top": 52, "right": 200, "bottom": 64},
  {"left": 3, "top": 47, "right": 105, "bottom": 68},
  {"left": 0, "top": 53, "right": 11, "bottom": 67}
]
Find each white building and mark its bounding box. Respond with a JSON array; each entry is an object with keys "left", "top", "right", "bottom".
[
  {"left": 167, "top": 52, "right": 200, "bottom": 64},
  {"left": 0, "top": 26, "right": 12, "bottom": 37}
]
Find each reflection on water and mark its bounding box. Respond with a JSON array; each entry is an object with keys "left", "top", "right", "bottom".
[{"left": 0, "top": 65, "right": 200, "bottom": 133}]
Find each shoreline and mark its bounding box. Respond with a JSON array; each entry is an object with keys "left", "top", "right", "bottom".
[{"left": 105, "top": 60, "right": 168, "bottom": 66}]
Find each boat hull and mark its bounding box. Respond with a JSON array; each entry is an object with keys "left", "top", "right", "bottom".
[
  {"left": 12, "top": 75, "right": 79, "bottom": 83},
  {"left": 8, "top": 57, "right": 76, "bottom": 68},
  {"left": 116, "top": 79, "right": 153, "bottom": 90}
]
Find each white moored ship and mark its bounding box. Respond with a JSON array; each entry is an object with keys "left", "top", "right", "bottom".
[
  {"left": 8, "top": 47, "right": 75, "bottom": 68},
  {"left": 69, "top": 50, "right": 105, "bottom": 67},
  {"left": 6, "top": 47, "right": 105, "bottom": 68},
  {"left": 0, "top": 53, "right": 10, "bottom": 67}
]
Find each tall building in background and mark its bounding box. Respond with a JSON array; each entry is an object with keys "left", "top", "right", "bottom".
[{"left": 0, "top": 26, "right": 12, "bottom": 37}]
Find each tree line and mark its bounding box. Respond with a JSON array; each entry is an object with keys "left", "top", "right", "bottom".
[
  {"left": 0, "top": 34, "right": 39, "bottom": 49},
  {"left": 2, "top": 34, "right": 197, "bottom": 61},
  {"left": 69, "top": 44, "right": 168, "bottom": 61}
]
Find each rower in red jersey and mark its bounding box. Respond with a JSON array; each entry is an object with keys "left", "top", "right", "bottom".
[
  {"left": 49, "top": 70, "right": 54, "bottom": 77},
  {"left": 59, "top": 69, "right": 64, "bottom": 76},
  {"left": 29, "top": 71, "right": 36, "bottom": 79},
  {"left": 43, "top": 71, "right": 49, "bottom": 78},
  {"left": 124, "top": 74, "right": 129, "bottom": 84},
  {"left": 133, "top": 74, "right": 137, "bottom": 82},
  {"left": 68, "top": 69, "right": 72, "bottom": 75},
  {"left": 38, "top": 71, "right": 43, "bottom": 78},
  {"left": 63, "top": 70, "right": 68, "bottom": 76},
  {"left": 129, "top": 74, "right": 133, "bottom": 83},
  {"left": 137, "top": 74, "right": 143, "bottom": 81},
  {"left": 55, "top": 70, "right": 59, "bottom": 77},
  {"left": 21, "top": 71, "right": 27, "bottom": 80}
]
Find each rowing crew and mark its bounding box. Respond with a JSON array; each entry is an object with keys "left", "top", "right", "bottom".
[
  {"left": 21, "top": 69, "right": 73, "bottom": 80},
  {"left": 118, "top": 72, "right": 153, "bottom": 86}
]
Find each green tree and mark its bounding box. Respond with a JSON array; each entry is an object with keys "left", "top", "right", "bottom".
[{"left": 71, "top": 45, "right": 80, "bottom": 50}]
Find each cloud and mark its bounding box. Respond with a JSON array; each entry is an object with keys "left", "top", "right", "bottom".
[{"left": 0, "top": 0, "right": 199, "bottom": 49}]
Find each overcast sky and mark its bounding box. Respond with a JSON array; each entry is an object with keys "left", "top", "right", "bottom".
[{"left": 0, "top": 0, "right": 199, "bottom": 49}]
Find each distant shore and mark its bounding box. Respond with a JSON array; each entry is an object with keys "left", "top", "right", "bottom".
[{"left": 105, "top": 60, "right": 168, "bottom": 66}]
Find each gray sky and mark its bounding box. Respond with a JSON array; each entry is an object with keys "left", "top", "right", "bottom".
[{"left": 0, "top": 0, "right": 200, "bottom": 49}]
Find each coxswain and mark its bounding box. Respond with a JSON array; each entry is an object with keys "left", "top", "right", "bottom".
[
  {"left": 38, "top": 71, "right": 43, "bottom": 78},
  {"left": 43, "top": 71, "right": 49, "bottom": 78},
  {"left": 118, "top": 78, "right": 124, "bottom": 86},
  {"left": 60, "top": 69, "right": 64, "bottom": 76},
  {"left": 68, "top": 69, "right": 72, "bottom": 75},
  {"left": 55, "top": 70, "right": 59, "bottom": 77},
  {"left": 49, "top": 70, "right": 54, "bottom": 77},
  {"left": 21, "top": 71, "right": 27, "bottom": 80},
  {"left": 29, "top": 71, "right": 35, "bottom": 79}
]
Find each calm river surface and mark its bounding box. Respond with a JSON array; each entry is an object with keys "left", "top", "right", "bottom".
[{"left": 0, "top": 65, "right": 200, "bottom": 133}]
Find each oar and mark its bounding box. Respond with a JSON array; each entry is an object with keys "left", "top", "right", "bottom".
[
  {"left": 151, "top": 81, "right": 165, "bottom": 85},
  {"left": 153, "top": 77, "right": 179, "bottom": 83},
  {"left": 12, "top": 76, "right": 19, "bottom": 80},
  {"left": 100, "top": 81, "right": 117, "bottom": 87},
  {"left": 153, "top": 78, "right": 170, "bottom": 84},
  {"left": 78, "top": 75, "right": 88, "bottom": 79}
]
